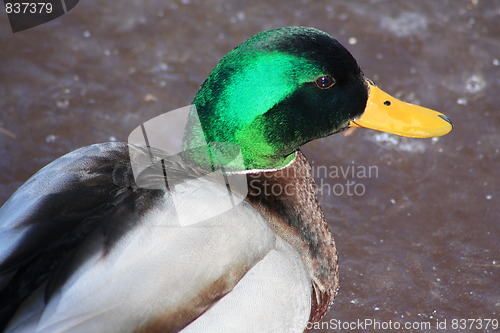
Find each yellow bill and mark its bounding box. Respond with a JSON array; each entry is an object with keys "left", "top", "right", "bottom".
[{"left": 350, "top": 80, "right": 452, "bottom": 138}]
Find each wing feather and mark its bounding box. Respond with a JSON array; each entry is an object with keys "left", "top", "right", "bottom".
[{"left": 1, "top": 142, "right": 275, "bottom": 332}]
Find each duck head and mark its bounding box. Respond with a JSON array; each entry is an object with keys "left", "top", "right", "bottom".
[{"left": 183, "top": 27, "right": 452, "bottom": 170}]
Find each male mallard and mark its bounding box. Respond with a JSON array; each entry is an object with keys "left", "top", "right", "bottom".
[{"left": 0, "top": 27, "right": 451, "bottom": 333}]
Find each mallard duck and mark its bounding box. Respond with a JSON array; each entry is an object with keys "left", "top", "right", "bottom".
[{"left": 0, "top": 27, "right": 451, "bottom": 333}]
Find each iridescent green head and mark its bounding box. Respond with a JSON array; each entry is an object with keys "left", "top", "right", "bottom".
[{"left": 183, "top": 27, "right": 368, "bottom": 170}]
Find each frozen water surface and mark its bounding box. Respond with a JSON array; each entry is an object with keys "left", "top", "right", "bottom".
[{"left": 380, "top": 12, "right": 428, "bottom": 37}]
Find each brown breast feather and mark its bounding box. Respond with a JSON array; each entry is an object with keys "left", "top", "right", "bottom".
[{"left": 244, "top": 150, "right": 339, "bottom": 325}]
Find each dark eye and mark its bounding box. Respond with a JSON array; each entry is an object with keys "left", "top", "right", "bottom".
[{"left": 314, "top": 75, "right": 336, "bottom": 89}]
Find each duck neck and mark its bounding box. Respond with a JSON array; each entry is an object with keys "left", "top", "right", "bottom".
[
  {"left": 182, "top": 111, "right": 296, "bottom": 171},
  {"left": 182, "top": 91, "right": 297, "bottom": 171}
]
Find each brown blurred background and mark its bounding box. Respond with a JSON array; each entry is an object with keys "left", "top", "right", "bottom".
[{"left": 0, "top": 1, "right": 498, "bottom": 332}]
